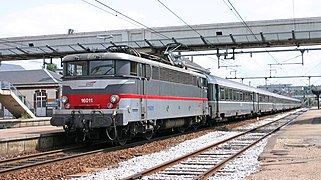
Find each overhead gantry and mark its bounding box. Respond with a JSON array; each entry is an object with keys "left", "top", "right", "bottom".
[
  {"left": 1, "top": 16, "right": 320, "bottom": 113},
  {"left": 1, "top": 17, "right": 321, "bottom": 61}
]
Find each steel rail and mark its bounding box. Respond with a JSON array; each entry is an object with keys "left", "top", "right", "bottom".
[
  {"left": 124, "top": 110, "right": 304, "bottom": 180},
  {"left": 0, "top": 144, "right": 101, "bottom": 174},
  {"left": 195, "top": 114, "right": 298, "bottom": 179},
  {"left": 0, "top": 124, "right": 212, "bottom": 175},
  {"left": 0, "top": 140, "right": 157, "bottom": 174},
  {"left": 0, "top": 145, "right": 85, "bottom": 165}
]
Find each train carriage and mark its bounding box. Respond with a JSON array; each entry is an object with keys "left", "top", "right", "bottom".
[
  {"left": 206, "top": 75, "right": 256, "bottom": 118},
  {"left": 206, "top": 74, "right": 301, "bottom": 120}
]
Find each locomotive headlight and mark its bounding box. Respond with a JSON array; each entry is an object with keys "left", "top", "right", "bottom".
[
  {"left": 61, "top": 96, "right": 68, "bottom": 104},
  {"left": 64, "top": 103, "right": 71, "bottom": 109},
  {"left": 107, "top": 103, "right": 114, "bottom": 109},
  {"left": 110, "top": 95, "right": 119, "bottom": 104}
]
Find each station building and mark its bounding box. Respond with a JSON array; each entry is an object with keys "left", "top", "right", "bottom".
[{"left": 0, "top": 67, "right": 61, "bottom": 117}]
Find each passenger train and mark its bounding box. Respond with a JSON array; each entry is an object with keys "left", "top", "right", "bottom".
[{"left": 51, "top": 46, "right": 301, "bottom": 144}]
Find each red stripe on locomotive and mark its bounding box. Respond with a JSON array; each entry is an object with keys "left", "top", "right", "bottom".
[{"left": 65, "top": 94, "right": 208, "bottom": 109}]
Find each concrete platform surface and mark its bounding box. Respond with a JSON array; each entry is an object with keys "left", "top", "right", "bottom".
[
  {"left": 0, "top": 125, "right": 67, "bottom": 155},
  {"left": 0, "top": 125, "right": 63, "bottom": 142},
  {"left": 247, "top": 108, "right": 321, "bottom": 180},
  {"left": 0, "top": 117, "right": 51, "bottom": 129}
]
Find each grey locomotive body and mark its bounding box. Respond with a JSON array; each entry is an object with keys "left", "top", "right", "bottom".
[{"left": 51, "top": 48, "right": 208, "bottom": 144}]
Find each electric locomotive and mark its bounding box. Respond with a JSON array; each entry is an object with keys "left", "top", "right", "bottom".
[{"left": 51, "top": 46, "right": 209, "bottom": 144}]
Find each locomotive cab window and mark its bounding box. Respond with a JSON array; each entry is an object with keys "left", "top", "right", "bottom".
[
  {"left": 64, "top": 60, "right": 115, "bottom": 77},
  {"left": 199, "top": 78, "right": 208, "bottom": 88},
  {"left": 90, "top": 60, "right": 115, "bottom": 75},
  {"left": 66, "top": 61, "right": 88, "bottom": 76}
]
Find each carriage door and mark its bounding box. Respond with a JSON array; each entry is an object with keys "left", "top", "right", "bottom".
[
  {"left": 138, "top": 64, "right": 148, "bottom": 120},
  {"left": 34, "top": 90, "right": 47, "bottom": 117},
  {"left": 252, "top": 92, "right": 257, "bottom": 113}
]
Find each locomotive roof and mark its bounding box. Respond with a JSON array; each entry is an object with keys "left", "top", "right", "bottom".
[
  {"left": 63, "top": 52, "right": 207, "bottom": 78},
  {"left": 207, "top": 74, "right": 300, "bottom": 102}
]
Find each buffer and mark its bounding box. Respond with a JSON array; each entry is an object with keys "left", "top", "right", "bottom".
[{"left": 0, "top": 81, "right": 36, "bottom": 118}]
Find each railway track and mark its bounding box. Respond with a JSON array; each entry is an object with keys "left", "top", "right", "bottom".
[
  {"left": 0, "top": 144, "right": 100, "bottom": 174},
  {"left": 0, "top": 125, "right": 210, "bottom": 175},
  {"left": 124, "top": 110, "right": 305, "bottom": 180}
]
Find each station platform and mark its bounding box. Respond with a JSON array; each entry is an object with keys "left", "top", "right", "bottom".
[
  {"left": 247, "top": 108, "right": 321, "bottom": 179},
  {"left": 0, "top": 124, "right": 67, "bottom": 155},
  {"left": 0, "top": 117, "right": 51, "bottom": 129}
]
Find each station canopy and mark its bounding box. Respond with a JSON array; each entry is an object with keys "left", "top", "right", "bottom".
[{"left": 1, "top": 17, "right": 321, "bottom": 60}]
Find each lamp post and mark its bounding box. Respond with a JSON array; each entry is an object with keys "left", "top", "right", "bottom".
[{"left": 311, "top": 89, "right": 321, "bottom": 109}]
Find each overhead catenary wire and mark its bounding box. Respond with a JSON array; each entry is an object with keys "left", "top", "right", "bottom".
[
  {"left": 223, "top": 0, "right": 259, "bottom": 41},
  {"left": 156, "top": 0, "right": 202, "bottom": 37},
  {"left": 93, "top": 0, "right": 171, "bottom": 40},
  {"left": 223, "top": 0, "right": 257, "bottom": 39},
  {"left": 80, "top": 0, "right": 141, "bottom": 28},
  {"left": 221, "top": 0, "right": 304, "bottom": 87},
  {"left": 222, "top": 0, "right": 280, "bottom": 65},
  {"left": 156, "top": 0, "right": 246, "bottom": 73}
]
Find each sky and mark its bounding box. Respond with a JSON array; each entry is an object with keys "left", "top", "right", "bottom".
[{"left": 1, "top": 0, "right": 321, "bottom": 87}]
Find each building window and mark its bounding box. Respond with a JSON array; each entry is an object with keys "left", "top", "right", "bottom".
[{"left": 34, "top": 90, "right": 47, "bottom": 117}]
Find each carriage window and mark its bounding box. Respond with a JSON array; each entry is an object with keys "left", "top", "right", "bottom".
[
  {"left": 232, "top": 90, "right": 236, "bottom": 101},
  {"left": 225, "top": 88, "right": 229, "bottom": 100},
  {"left": 229, "top": 89, "right": 233, "bottom": 101},
  {"left": 246, "top": 92, "right": 250, "bottom": 101},
  {"left": 220, "top": 87, "right": 225, "bottom": 100},
  {"left": 89, "top": 60, "right": 114, "bottom": 75}
]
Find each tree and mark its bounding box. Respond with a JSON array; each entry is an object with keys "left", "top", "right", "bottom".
[{"left": 46, "top": 63, "right": 57, "bottom": 72}]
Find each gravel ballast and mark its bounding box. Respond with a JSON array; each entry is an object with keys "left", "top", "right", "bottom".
[{"left": 78, "top": 111, "right": 300, "bottom": 179}]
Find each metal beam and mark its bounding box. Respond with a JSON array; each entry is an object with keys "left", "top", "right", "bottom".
[
  {"left": 200, "top": 36, "right": 208, "bottom": 45},
  {"left": 16, "top": 47, "right": 29, "bottom": 55},
  {"left": 46, "top": 45, "right": 57, "bottom": 53},
  {"left": 172, "top": 37, "right": 179, "bottom": 44},
  {"left": 144, "top": 39, "right": 154, "bottom": 48},
  {"left": 260, "top": 32, "right": 265, "bottom": 42},
  {"left": 110, "top": 41, "right": 117, "bottom": 46},
  {"left": 178, "top": 46, "right": 321, "bottom": 57},
  {"left": 68, "top": 45, "right": 78, "bottom": 52},
  {"left": 77, "top": 43, "right": 90, "bottom": 52},
  {"left": 229, "top": 34, "right": 236, "bottom": 44},
  {"left": 226, "top": 75, "right": 321, "bottom": 80},
  {"left": 292, "top": 30, "right": 296, "bottom": 40}
]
